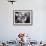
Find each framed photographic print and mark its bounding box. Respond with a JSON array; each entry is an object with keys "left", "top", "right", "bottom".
[{"left": 13, "top": 10, "right": 33, "bottom": 26}]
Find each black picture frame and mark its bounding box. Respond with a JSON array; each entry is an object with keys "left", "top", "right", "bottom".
[{"left": 13, "top": 10, "right": 33, "bottom": 26}]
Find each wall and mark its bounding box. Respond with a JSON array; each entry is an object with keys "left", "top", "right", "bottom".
[{"left": 0, "top": 0, "right": 46, "bottom": 42}]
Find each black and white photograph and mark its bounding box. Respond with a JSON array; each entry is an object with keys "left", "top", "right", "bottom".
[{"left": 13, "top": 10, "right": 32, "bottom": 25}]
